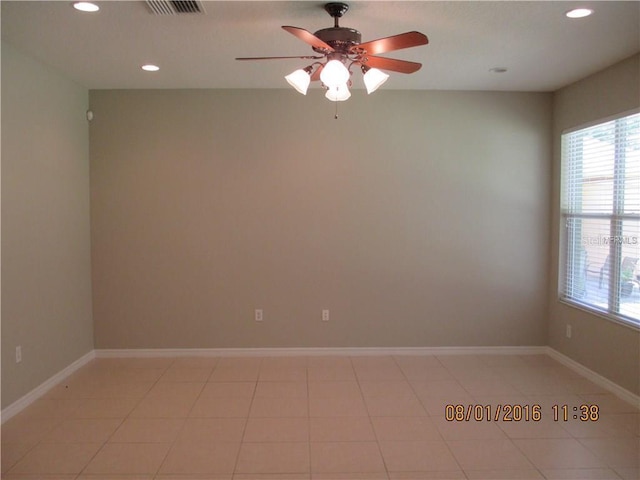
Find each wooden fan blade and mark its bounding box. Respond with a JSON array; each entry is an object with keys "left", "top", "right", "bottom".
[
  {"left": 353, "top": 31, "right": 428, "bottom": 55},
  {"left": 236, "top": 55, "right": 324, "bottom": 61},
  {"left": 361, "top": 55, "right": 422, "bottom": 74},
  {"left": 282, "top": 26, "right": 334, "bottom": 52}
]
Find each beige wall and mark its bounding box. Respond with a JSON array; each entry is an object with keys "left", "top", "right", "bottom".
[
  {"left": 550, "top": 54, "right": 640, "bottom": 395},
  {"left": 1, "top": 43, "right": 94, "bottom": 408},
  {"left": 90, "top": 88, "right": 551, "bottom": 349}
]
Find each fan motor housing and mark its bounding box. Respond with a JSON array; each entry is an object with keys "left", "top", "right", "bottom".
[{"left": 313, "top": 27, "right": 361, "bottom": 53}]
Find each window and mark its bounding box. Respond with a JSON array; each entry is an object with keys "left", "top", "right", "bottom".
[{"left": 561, "top": 111, "right": 640, "bottom": 326}]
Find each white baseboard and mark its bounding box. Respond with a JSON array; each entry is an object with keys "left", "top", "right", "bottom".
[
  {"left": 95, "top": 345, "right": 548, "bottom": 358},
  {"left": 546, "top": 347, "right": 640, "bottom": 408},
  {"left": 1, "top": 350, "right": 96, "bottom": 424}
]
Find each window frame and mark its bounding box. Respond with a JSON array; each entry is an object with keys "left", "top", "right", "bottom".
[{"left": 559, "top": 109, "right": 640, "bottom": 330}]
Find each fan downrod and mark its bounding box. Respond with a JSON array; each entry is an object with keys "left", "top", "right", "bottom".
[{"left": 325, "top": 2, "right": 349, "bottom": 26}]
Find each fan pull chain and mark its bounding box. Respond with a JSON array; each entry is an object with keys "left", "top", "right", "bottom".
[{"left": 334, "top": 101, "right": 339, "bottom": 119}]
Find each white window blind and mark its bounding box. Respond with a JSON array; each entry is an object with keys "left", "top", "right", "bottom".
[{"left": 561, "top": 111, "right": 640, "bottom": 326}]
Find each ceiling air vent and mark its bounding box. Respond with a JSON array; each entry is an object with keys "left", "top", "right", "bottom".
[{"left": 146, "top": 0, "right": 205, "bottom": 15}]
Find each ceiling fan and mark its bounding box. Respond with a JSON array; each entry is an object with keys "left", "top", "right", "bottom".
[{"left": 236, "top": 2, "right": 429, "bottom": 102}]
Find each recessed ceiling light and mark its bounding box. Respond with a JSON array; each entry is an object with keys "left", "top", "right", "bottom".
[
  {"left": 566, "top": 8, "right": 593, "bottom": 19},
  {"left": 73, "top": 2, "right": 99, "bottom": 12},
  {"left": 489, "top": 67, "right": 508, "bottom": 73},
  {"left": 141, "top": 64, "right": 160, "bottom": 72}
]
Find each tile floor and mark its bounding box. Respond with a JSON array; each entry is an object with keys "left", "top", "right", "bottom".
[{"left": 1, "top": 353, "right": 638, "bottom": 479}]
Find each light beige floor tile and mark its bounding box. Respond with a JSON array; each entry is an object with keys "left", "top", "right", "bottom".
[
  {"left": 171, "top": 355, "right": 220, "bottom": 369},
  {"left": 11, "top": 398, "right": 84, "bottom": 419},
  {"left": 409, "top": 379, "right": 467, "bottom": 397},
  {"left": 41, "top": 419, "right": 121, "bottom": 443},
  {"left": 614, "top": 467, "right": 640, "bottom": 480},
  {"left": 359, "top": 381, "right": 415, "bottom": 398},
  {"left": 71, "top": 397, "right": 139, "bottom": 418},
  {"left": 354, "top": 366, "right": 405, "bottom": 381},
  {"left": 159, "top": 367, "right": 213, "bottom": 382},
  {"left": 313, "top": 473, "right": 388, "bottom": 479},
  {"left": 126, "top": 357, "right": 175, "bottom": 369},
  {"left": 460, "top": 377, "right": 522, "bottom": 396},
  {"left": 84, "top": 442, "right": 171, "bottom": 474},
  {"left": 236, "top": 442, "right": 310, "bottom": 474},
  {"left": 109, "top": 418, "right": 184, "bottom": 443},
  {"left": 579, "top": 437, "right": 640, "bottom": 468},
  {"left": 249, "top": 397, "right": 309, "bottom": 417},
  {"left": 170, "top": 356, "right": 220, "bottom": 369},
  {"left": 3, "top": 474, "right": 78, "bottom": 479},
  {"left": 513, "top": 438, "right": 608, "bottom": 469},
  {"left": 309, "top": 396, "right": 368, "bottom": 417},
  {"left": 579, "top": 394, "right": 640, "bottom": 414},
  {"left": 243, "top": 418, "right": 309, "bottom": 442},
  {"left": 310, "top": 441, "right": 385, "bottom": 473},
  {"left": 561, "top": 414, "right": 637, "bottom": 438},
  {"left": 103, "top": 367, "right": 166, "bottom": 383},
  {"left": 177, "top": 417, "right": 246, "bottom": 443},
  {"left": 236, "top": 474, "right": 309, "bottom": 480},
  {"left": 86, "top": 381, "right": 155, "bottom": 399},
  {"left": 464, "top": 469, "right": 545, "bottom": 479},
  {"left": 378, "top": 440, "right": 459, "bottom": 472},
  {"left": 350, "top": 356, "right": 397, "bottom": 368},
  {"left": 1, "top": 417, "right": 61, "bottom": 446},
  {"left": 400, "top": 365, "right": 454, "bottom": 381},
  {"left": 497, "top": 416, "right": 572, "bottom": 439},
  {"left": 309, "top": 417, "right": 376, "bottom": 442},
  {"left": 8, "top": 442, "right": 102, "bottom": 474},
  {"left": 158, "top": 441, "right": 240, "bottom": 474},
  {"left": 77, "top": 475, "right": 154, "bottom": 480},
  {"left": 254, "top": 381, "right": 308, "bottom": 398},
  {"left": 365, "top": 395, "right": 427, "bottom": 417},
  {"left": 130, "top": 396, "right": 199, "bottom": 418},
  {"left": 447, "top": 439, "right": 534, "bottom": 470},
  {"left": 201, "top": 382, "right": 256, "bottom": 397},
  {"left": 393, "top": 355, "right": 443, "bottom": 370},
  {"left": 434, "top": 416, "right": 507, "bottom": 440},
  {"left": 540, "top": 468, "right": 624, "bottom": 479},
  {"left": 372, "top": 416, "right": 442, "bottom": 441},
  {"left": 144, "top": 381, "right": 205, "bottom": 399},
  {"left": 307, "top": 366, "right": 357, "bottom": 382},
  {"left": 259, "top": 365, "right": 307, "bottom": 382},
  {"left": 189, "top": 396, "right": 252, "bottom": 418},
  {"left": 417, "top": 393, "right": 476, "bottom": 417},
  {"left": 307, "top": 381, "right": 362, "bottom": 399},
  {"left": 1, "top": 443, "right": 33, "bottom": 474},
  {"left": 209, "top": 360, "right": 261, "bottom": 382},
  {"left": 388, "top": 472, "right": 465, "bottom": 479},
  {"left": 306, "top": 356, "right": 352, "bottom": 368}
]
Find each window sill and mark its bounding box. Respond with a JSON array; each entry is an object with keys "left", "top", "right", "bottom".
[{"left": 558, "top": 298, "right": 640, "bottom": 332}]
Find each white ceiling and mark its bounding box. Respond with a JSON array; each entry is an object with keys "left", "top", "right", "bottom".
[{"left": 1, "top": 1, "right": 639, "bottom": 92}]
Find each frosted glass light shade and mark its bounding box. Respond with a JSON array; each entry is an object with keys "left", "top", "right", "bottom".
[
  {"left": 320, "top": 60, "right": 350, "bottom": 88},
  {"left": 363, "top": 68, "right": 389, "bottom": 94},
  {"left": 325, "top": 84, "right": 351, "bottom": 102},
  {"left": 285, "top": 69, "right": 311, "bottom": 95}
]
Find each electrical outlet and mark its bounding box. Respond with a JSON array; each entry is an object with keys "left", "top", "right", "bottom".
[
  {"left": 566, "top": 324, "right": 572, "bottom": 338},
  {"left": 322, "top": 309, "right": 330, "bottom": 322},
  {"left": 15, "top": 346, "right": 22, "bottom": 363},
  {"left": 255, "top": 309, "right": 263, "bottom": 322}
]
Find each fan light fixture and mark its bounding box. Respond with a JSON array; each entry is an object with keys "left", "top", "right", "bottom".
[
  {"left": 285, "top": 67, "right": 312, "bottom": 95},
  {"left": 238, "top": 2, "right": 429, "bottom": 104},
  {"left": 325, "top": 84, "right": 351, "bottom": 101},
  {"left": 319, "top": 59, "right": 350, "bottom": 88},
  {"left": 362, "top": 67, "right": 389, "bottom": 94},
  {"left": 565, "top": 8, "right": 593, "bottom": 18},
  {"left": 73, "top": 2, "right": 99, "bottom": 12}
]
